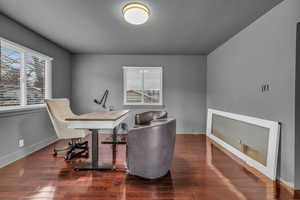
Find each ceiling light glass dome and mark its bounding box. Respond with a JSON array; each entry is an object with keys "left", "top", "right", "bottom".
[{"left": 122, "top": 2, "right": 150, "bottom": 25}]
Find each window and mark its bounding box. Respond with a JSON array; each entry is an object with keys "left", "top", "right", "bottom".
[
  {"left": 123, "top": 67, "right": 163, "bottom": 105},
  {"left": 0, "top": 38, "right": 52, "bottom": 109}
]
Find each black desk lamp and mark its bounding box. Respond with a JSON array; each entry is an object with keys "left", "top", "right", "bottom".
[{"left": 94, "top": 89, "right": 109, "bottom": 109}]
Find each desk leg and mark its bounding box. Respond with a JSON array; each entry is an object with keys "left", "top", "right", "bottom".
[
  {"left": 74, "top": 129, "right": 115, "bottom": 171},
  {"left": 92, "top": 129, "right": 99, "bottom": 168},
  {"left": 112, "top": 127, "right": 117, "bottom": 166}
]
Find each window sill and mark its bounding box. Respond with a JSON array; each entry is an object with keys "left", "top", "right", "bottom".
[
  {"left": 0, "top": 104, "right": 47, "bottom": 117},
  {"left": 123, "top": 104, "right": 163, "bottom": 106},
  {"left": 123, "top": 104, "right": 165, "bottom": 109}
]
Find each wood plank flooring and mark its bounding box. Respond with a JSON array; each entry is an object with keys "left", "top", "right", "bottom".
[{"left": 0, "top": 134, "right": 296, "bottom": 200}]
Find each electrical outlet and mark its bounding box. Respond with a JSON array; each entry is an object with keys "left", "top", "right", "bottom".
[{"left": 18, "top": 139, "right": 24, "bottom": 148}]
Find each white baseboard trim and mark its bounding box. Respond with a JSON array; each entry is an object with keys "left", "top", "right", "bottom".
[
  {"left": 98, "top": 130, "right": 206, "bottom": 134},
  {"left": 278, "top": 177, "right": 295, "bottom": 189},
  {"left": 176, "top": 132, "right": 205, "bottom": 134},
  {"left": 0, "top": 135, "right": 58, "bottom": 168}
]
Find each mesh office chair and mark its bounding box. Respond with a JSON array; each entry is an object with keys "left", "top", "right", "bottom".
[{"left": 45, "top": 99, "right": 89, "bottom": 160}]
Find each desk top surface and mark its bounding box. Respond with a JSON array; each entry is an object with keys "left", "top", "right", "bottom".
[{"left": 65, "top": 110, "right": 129, "bottom": 121}]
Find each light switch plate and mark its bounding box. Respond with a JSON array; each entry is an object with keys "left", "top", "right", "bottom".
[{"left": 18, "top": 139, "right": 24, "bottom": 147}]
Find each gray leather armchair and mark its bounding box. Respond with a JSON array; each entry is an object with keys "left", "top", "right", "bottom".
[{"left": 127, "top": 118, "right": 176, "bottom": 179}]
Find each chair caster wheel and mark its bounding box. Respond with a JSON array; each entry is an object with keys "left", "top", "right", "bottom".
[
  {"left": 64, "top": 155, "right": 70, "bottom": 160},
  {"left": 53, "top": 151, "right": 57, "bottom": 156}
]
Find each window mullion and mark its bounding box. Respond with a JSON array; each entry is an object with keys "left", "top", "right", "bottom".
[
  {"left": 20, "top": 53, "right": 26, "bottom": 106},
  {"left": 45, "top": 60, "right": 52, "bottom": 99}
]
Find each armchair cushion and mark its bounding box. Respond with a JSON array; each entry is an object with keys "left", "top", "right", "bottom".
[{"left": 135, "top": 111, "right": 168, "bottom": 125}]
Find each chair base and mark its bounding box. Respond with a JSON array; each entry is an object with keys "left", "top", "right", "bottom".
[{"left": 53, "top": 138, "right": 89, "bottom": 160}]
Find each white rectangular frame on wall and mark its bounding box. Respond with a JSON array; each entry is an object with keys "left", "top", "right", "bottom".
[{"left": 206, "top": 108, "right": 280, "bottom": 180}]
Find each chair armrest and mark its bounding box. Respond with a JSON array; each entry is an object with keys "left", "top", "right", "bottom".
[{"left": 129, "top": 118, "right": 175, "bottom": 132}]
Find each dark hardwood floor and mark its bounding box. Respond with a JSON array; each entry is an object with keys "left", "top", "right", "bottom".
[{"left": 0, "top": 134, "right": 296, "bottom": 200}]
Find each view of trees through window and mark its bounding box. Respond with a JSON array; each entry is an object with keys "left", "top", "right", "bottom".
[
  {"left": 0, "top": 47, "right": 21, "bottom": 106},
  {"left": 26, "top": 55, "right": 45, "bottom": 105},
  {"left": 0, "top": 41, "right": 49, "bottom": 107}
]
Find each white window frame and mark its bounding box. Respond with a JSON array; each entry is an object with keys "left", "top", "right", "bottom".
[
  {"left": 206, "top": 108, "right": 280, "bottom": 180},
  {"left": 0, "top": 37, "right": 53, "bottom": 112},
  {"left": 123, "top": 66, "right": 163, "bottom": 106}
]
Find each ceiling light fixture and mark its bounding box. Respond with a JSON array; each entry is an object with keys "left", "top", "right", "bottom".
[{"left": 122, "top": 2, "right": 150, "bottom": 25}]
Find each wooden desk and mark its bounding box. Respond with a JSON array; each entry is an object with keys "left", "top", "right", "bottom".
[{"left": 66, "top": 110, "right": 129, "bottom": 171}]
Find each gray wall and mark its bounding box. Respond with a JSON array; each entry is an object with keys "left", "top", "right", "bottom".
[
  {"left": 295, "top": 23, "right": 300, "bottom": 189},
  {"left": 71, "top": 54, "right": 206, "bottom": 133},
  {"left": 0, "top": 14, "right": 72, "bottom": 166},
  {"left": 207, "top": 0, "right": 300, "bottom": 188}
]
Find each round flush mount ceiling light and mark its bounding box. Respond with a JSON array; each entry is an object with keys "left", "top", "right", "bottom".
[{"left": 122, "top": 2, "right": 150, "bottom": 25}]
